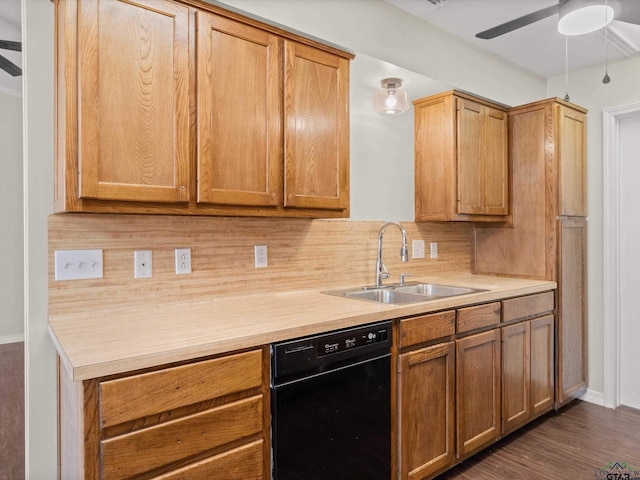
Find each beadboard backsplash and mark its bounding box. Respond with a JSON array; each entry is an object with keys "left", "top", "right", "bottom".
[{"left": 48, "top": 214, "right": 472, "bottom": 316}]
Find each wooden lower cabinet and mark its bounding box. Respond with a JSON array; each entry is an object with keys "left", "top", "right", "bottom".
[
  {"left": 397, "top": 342, "right": 455, "bottom": 480},
  {"left": 502, "top": 292, "right": 555, "bottom": 434},
  {"left": 455, "top": 329, "right": 501, "bottom": 458},
  {"left": 58, "top": 348, "right": 270, "bottom": 480}
]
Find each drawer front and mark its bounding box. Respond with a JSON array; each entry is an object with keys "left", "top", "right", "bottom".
[
  {"left": 502, "top": 291, "right": 554, "bottom": 323},
  {"left": 101, "top": 396, "right": 263, "bottom": 480},
  {"left": 399, "top": 311, "right": 455, "bottom": 349},
  {"left": 100, "top": 349, "right": 263, "bottom": 428},
  {"left": 457, "top": 302, "right": 501, "bottom": 333},
  {"left": 151, "top": 439, "right": 264, "bottom": 480}
]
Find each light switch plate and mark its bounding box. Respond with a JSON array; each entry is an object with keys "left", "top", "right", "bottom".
[
  {"left": 54, "top": 249, "right": 103, "bottom": 281},
  {"left": 430, "top": 242, "right": 438, "bottom": 259},
  {"left": 412, "top": 240, "right": 425, "bottom": 259}
]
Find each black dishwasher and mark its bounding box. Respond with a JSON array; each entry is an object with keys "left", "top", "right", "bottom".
[{"left": 271, "top": 321, "right": 392, "bottom": 480}]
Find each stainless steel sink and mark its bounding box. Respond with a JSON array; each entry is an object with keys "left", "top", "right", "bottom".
[
  {"left": 322, "top": 282, "right": 486, "bottom": 305},
  {"left": 394, "top": 283, "right": 481, "bottom": 297},
  {"left": 345, "top": 289, "right": 429, "bottom": 305}
]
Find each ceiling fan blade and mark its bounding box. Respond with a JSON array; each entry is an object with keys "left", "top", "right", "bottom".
[
  {"left": 0, "top": 54, "right": 22, "bottom": 76},
  {"left": 616, "top": 1, "right": 640, "bottom": 25},
  {"left": 476, "top": 4, "right": 560, "bottom": 39},
  {"left": 0, "top": 40, "right": 21, "bottom": 52}
]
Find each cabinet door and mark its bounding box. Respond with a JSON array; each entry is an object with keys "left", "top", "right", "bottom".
[
  {"left": 456, "top": 329, "right": 501, "bottom": 458},
  {"left": 457, "top": 99, "right": 508, "bottom": 216},
  {"left": 398, "top": 342, "right": 455, "bottom": 480},
  {"left": 196, "top": 12, "right": 281, "bottom": 207},
  {"left": 557, "top": 105, "right": 587, "bottom": 217},
  {"left": 482, "top": 107, "right": 509, "bottom": 215},
  {"left": 556, "top": 218, "right": 587, "bottom": 406},
  {"left": 77, "top": 0, "right": 190, "bottom": 203},
  {"left": 501, "top": 322, "right": 530, "bottom": 434},
  {"left": 530, "top": 314, "right": 555, "bottom": 415},
  {"left": 284, "top": 41, "right": 349, "bottom": 211},
  {"left": 457, "top": 98, "right": 484, "bottom": 215}
]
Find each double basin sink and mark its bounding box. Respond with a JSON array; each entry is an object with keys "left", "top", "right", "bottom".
[{"left": 322, "top": 282, "right": 486, "bottom": 305}]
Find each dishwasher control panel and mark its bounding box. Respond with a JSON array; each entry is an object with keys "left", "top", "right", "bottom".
[
  {"left": 319, "top": 324, "right": 388, "bottom": 356},
  {"left": 272, "top": 321, "right": 392, "bottom": 382}
]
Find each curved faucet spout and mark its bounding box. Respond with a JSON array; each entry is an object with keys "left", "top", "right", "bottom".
[{"left": 376, "top": 221, "right": 409, "bottom": 287}]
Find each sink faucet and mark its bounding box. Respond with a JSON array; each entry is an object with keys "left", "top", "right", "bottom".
[{"left": 375, "top": 221, "right": 409, "bottom": 287}]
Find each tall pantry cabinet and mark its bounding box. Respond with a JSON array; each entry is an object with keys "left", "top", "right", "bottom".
[{"left": 473, "top": 98, "right": 587, "bottom": 408}]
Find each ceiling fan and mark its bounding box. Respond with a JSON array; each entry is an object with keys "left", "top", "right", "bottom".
[
  {"left": 476, "top": 0, "right": 640, "bottom": 39},
  {"left": 0, "top": 39, "right": 22, "bottom": 76}
]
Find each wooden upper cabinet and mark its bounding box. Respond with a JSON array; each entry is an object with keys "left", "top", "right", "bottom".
[
  {"left": 77, "top": 0, "right": 190, "bottom": 203},
  {"left": 196, "top": 12, "right": 281, "bottom": 207},
  {"left": 557, "top": 104, "right": 587, "bottom": 217},
  {"left": 414, "top": 91, "right": 508, "bottom": 222},
  {"left": 284, "top": 41, "right": 350, "bottom": 211},
  {"left": 55, "top": 0, "right": 352, "bottom": 217}
]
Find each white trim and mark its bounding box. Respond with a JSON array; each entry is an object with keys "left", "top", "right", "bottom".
[
  {"left": 580, "top": 389, "right": 605, "bottom": 406},
  {"left": 602, "top": 102, "right": 640, "bottom": 409},
  {"left": 0, "top": 334, "right": 25, "bottom": 345}
]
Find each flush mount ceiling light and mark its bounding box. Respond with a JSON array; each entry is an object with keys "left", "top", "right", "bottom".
[
  {"left": 373, "top": 78, "right": 410, "bottom": 116},
  {"left": 558, "top": 0, "right": 614, "bottom": 35}
]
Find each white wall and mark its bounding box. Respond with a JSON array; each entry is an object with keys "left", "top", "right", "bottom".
[
  {"left": 24, "top": 0, "right": 547, "bottom": 475},
  {"left": 0, "top": 90, "right": 23, "bottom": 343},
  {"left": 547, "top": 54, "right": 640, "bottom": 397}
]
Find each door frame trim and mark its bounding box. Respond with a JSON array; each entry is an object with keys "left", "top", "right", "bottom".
[{"left": 602, "top": 102, "right": 640, "bottom": 409}]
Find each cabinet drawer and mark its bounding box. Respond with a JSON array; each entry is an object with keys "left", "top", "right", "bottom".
[
  {"left": 399, "top": 311, "right": 455, "bottom": 348},
  {"left": 100, "top": 349, "right": 263, "bottom": 427},
  {"left": 502, "top": 292, "right": 554, "bottom": 323},
  {"left": 152, "top": 439, "right": 264, "bottom": 480},
  {"left": 457, "top": 302, "right": 500, "bottom": 333},
  {"left": 102, "top": 396, "right": 263, "bottom": 480}
]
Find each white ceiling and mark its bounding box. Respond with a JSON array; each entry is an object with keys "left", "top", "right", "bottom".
[
  {"left": 383, "top": 0, "right": 640, "bottom": 78},
  {"left": 0, "top": 0, "right": 21, "bottom": 95}
]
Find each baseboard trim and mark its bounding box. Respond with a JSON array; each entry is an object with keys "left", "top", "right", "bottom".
[
  {"left": 0, "top": 334, "right": 25, "bottom": 345},
  {"left": 580, "top": 389, "right": 605, "bottom": 407}
]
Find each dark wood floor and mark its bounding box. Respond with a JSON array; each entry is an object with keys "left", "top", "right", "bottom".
[
  {"left": 440, "top": 400, "right": 640, "bottom": 479},
  {"left": 0, "top": 342, "right": 25, "bottom": 480}
]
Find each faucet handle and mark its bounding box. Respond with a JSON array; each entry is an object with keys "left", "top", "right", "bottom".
[{"left": 399, "top": 273, "right": 413, "bottom": 286}]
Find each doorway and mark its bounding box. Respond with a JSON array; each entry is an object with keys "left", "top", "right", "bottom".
[{"left": 603, "top": 103, "right": 640, "bottom": 409}]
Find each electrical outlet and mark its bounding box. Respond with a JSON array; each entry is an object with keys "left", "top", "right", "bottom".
[
  {"left": 54, "top": 249, "right": 103, "bottom": 281},
  {"left": 412, "top": 240, "right": 425, "bottom": 259},
  {"left": 430, "top": 242, "right": 438, "bottom": 259},
  {"left": 134, "top": 250, "right": 152, "bottom": 278},
  {"left": 254, "top": 245, "right": 268, "bottom": 268},
  {"left": 175, "top": 248, "right": 192, "bottom": 275}
]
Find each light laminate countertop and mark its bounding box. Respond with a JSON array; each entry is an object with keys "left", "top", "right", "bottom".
[{"left": 49, "top": 273, "right": 556, "bottom": 382}]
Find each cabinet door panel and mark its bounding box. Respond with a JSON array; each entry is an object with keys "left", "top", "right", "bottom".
[
  {"left": 196, "top": 12, "right": 281, "bottom": 207},
  {"left": 483, "top": 107, "right": 509, "bottom": 215},
  {"left": 284, "top": 41, "right": 349, "bottom": 210},
  {"left": 531, "top": 314, "right": 555, "bottom": 414},
  {"left": 78, "top": 0, "right": 190, "bottom": 202},
  {"left": 557, "top": 105, "right": 587, "bottom": 216},
  {"left": 456, "top": 329, "right": 501, "bottom": 458},
  {"left": 556, "top": 218, "right": 587, "bottom": 406},
  {"left": 398, "top": 342, "right": 455, "bottom": 480},
  {"left": 457, "top": 98, "right": 484, "bottom": 215},
  {"left": 501, "top": 322, "right": 530, "bottom": 433}
]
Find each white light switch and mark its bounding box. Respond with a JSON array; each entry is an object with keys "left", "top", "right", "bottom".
[{"left": 54, "top": 249, "right": 103, "bottom": 281}]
